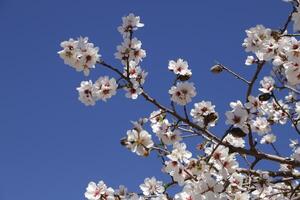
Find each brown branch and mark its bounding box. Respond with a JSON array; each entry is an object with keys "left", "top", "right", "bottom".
[
  {"left": 250, "top": 157, "right": 261, "bottom": 169},
  {"left": 245, "top": 61, "right": 265, "bottom": 151},
  {"left": 97, "top": 61, "right": 300, "bottom": 168},
  {"left": 280, "top": 5, "right": 297, "bottom": 34},
  {"left": 276, "top": 85, "right": 300, "bottom": 95},
  {"left": 272, "top": 92, "right": 300, "bottom": 135},
  {"left": 237, "top": 168, "right": 300, "bottom": 179},
  {"left": 271, "top": 143, "right": 281, "bottom": 157},
  {"left": 218, "top": 63, "right": 250, "bottom": 85}
]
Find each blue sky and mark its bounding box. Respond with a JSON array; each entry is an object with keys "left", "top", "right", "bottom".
[{"left": 0, "top": 0, "right": 295, "bottom": 199}]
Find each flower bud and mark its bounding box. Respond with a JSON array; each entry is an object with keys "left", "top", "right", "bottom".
[
  {"left": 271, "top": 30, "right": 281, "bottom": 41},
  {"left": 204, "top": 113, "right": 218, "bottom": 126},
  {"left": 120, "top": 137, "right": 128, "bottom": 146},
  {"left": 178, "top": 74, "right": 191, "bottom": 81},
  {"left": 230, "top": 127, "right": 247, "bottom": 138},
  {"left": 143, "top": 149, "right": 150, "bottom": 157},
  {"left": 210, "top": 64, "right": 223, "bottom": 74},
  {"left": 258, "top": 93, "right": 272, "bottom": 101}
]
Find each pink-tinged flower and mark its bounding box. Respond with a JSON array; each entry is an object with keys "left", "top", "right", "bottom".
[
  {"left": 139, "top": 177, "right": 164, "bottom": 196},
  {"left": 168, "top": 58, "right": 192, "bottom": 76},
  {"left": 169, "top": 82, "right": 196, "bottom": 105},
  {"left": 84, "top": 181, "right": 107, "bottom": 200}
]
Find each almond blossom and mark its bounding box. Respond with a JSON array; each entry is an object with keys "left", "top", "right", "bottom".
[
  {"left": 118, "top": 13, "right": 144, "bottom": 37},
  {"left": 124, "top": 129, "right": 154, "bottom": 156},
  {"left": 93, "top": 76, "right": 118, "bottom": 101},
  {"left": 58, "top": 37, "right": 100, "bottom": 76},
  {"left": 139, "top": 177, "right": 164, "bottom": 196},
  {"left": 77, "top": 80, "right": 97, "bottom": 106},
  {"left": 169, "top": 82, "right": 196, "bottom": 106},
  {"left": 168, "top": 58, "right": 192, "bottom": 76},
  {"left": 59, "top": 6, "right": 300, "bottom": 199}
]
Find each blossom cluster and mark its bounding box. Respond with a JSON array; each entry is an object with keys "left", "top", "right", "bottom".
[
  {"left": 58, "top": 37, "right": 100, "bottom": 76},
  {"left": 190, "top": 101, "right": 218, "bottom": 129},
  {"left": 76, "top": 77, "right": 118, "bottom": 106},
  {"left": 115, "top": 13, "right": 147, "bottom": 100},
  {"left": 85, "top": 178, "right": 166, "bottom": 200},
  {"left": 59, "top": 1, "right": 300, "bottom": 199}
]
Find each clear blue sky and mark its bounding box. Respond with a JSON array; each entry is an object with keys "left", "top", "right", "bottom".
[{"left": 0, "top": 0, "right": 294, "bottom": 199}]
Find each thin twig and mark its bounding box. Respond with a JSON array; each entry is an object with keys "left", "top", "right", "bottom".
[
  {"left": 217, "top": 63, "right": 250, "bottom": 85},
  {"left": 272, "top": 93, "right": 300, "bottom": 135},
  {"left": 97, "top": 61, "right": 300, "bottom": 167},
  {"left": 280, "top": 5, "right": 297, "bottom": 34},
  {"left": 271, "top": 143, "right": 281, "bottom": 157}
]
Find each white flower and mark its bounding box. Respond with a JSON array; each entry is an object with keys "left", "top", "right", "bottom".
[
  {"left": 169, "top": 82, "right": 196, "bottom": 105},
  {"left": 190, "top": 101, "right": 218, "bottom": 128},
  {"left": 149, "top": 110, "right": 166, "bottom": 124},
  {"left": 58, "top": 38, "right": 78, "bottom": 66},
  {"left": 229, "top": 100, "right": 244, "bottom": 110},
  {"left": 191, "top": 101, "right": 215, "bottom": 117},
  {"left": 225, "top": 102, "right": 249, "bottom": 133},
  {"left": 58, "top": 37, "right": 100, "bottom": 76},
  {"left": 84, "top": 181, "right": 107, "bottom": 200},
  {"left": 243, "top": 25, "right": 271, "bottom": 52},
  {"left": 164, "top": 161, "right": 186, "bottom": 186},
  {"left": 206, "top": 146, "right": 239, "bottom": 176},
  {"left": 259, "top": 76, "right": 275, "bottom": 93},
  {"left": 167, "top": 142, "right": 192, "bottom": 163},
  {"left": 104, "top": 187, "right": 116, "bottom": 200},
  {"left": 124, "top": 61, "right": 142, "bottom": 79},
  {"left": 292, "top": 147, "right": 300, "bottom": 161},
  {"left": 245, "top": 95, "right": 264, "bottom": 114},
  {"left": 164, "top": 160, "right": 181, "bottom": 174},
  {"left": 115, "top": 38, "right": 146, "bottom": 65},
  {"left": 186, "top": 159, "right": 208, "bottom": 176},
  {"left": 115, "top": 185, "right": 128, "bottom": 199},
  {"left": 220, "top": 153, "right": 239, "bottom": 174},
  {"left": 229, "top": 172, "right": 245, "bottom": 188},
  {"left": 245, "top": 56, "right": 255, "bottom": 66},
  {"left": 250, "top": 117, "right": 271, "bottom": 135},
  {"left": 93, "top": 76, "right": 118, "bottom": 101},
  {"left": 131, "top": 118, "right": 148, "bottom": 133},
  {"left": 262, "top": 99, "right": 289, "bottom": 124},
  {"left": 224, "top": 134, "right": 245, "bottom": 148},
  {"left": 135, "top": 69, "right": 148, "bottom": 85},
  {"left": 160, "top": 129, "right": 182, "bottom": 145},
  {"left": 205, "top": 145, "right": 229, "bottom": 162},
  {"left": 118, "top": 13, "right": 144, "bottom": 37},
  {"left": 260, "top": 133, "right": 276, "bottom": 144},
  {"left": 234, "top": 192, "right": 250, "bottom": 200},
  {"left": 129, "top": 38, "right": 146, "bottom": 64},
  {"left": 77, "top": 81, "right": 97, "bottom": 106},
  {"left": 256, "top": 38, "right": 278, "bottom": 61},
  {"left": 139, "top": 177, "right": 164, "bottom": 196},
  {"left": 168, "top": 58, "right": 192, "bottom": 76},
  {"left": 115, "top": 38, "right": 131, "bottom": 62},
  {"left": 198, "top": 173, "right": 224, "bottom": 194},
  {"left": 284, "top": 62, "right": 300, "bottom": 85},
  {"left": 151, "top": 119, "right": 170, "bottom": 135},
  {"left": 151, "top": 194, "right": 168, "bottom": 200},
  {"left": 126, "top": 129, "right": 154, "bottom": 156},
  {"left": 290, "top": 139, "right": 299, "bottom": 149},
  {"left": 242, "top": 25, "right": 275, "bottom": 61},
  {"left": 284, "top": 37, "right": 300, "bottom": 62},
  {"left": 286, "top": 92, "right": 297, "bottom": 103},
  {"left": 124, "top": 82, "right": 143, "bottom": 99},
  {"left": 150, "top": 119, "right": 181, "bottom": 145},
  {"left": 126, "top": 193, "right": 142, "bottom": 200},
  {"left": 174, "top": 191, "right": 197, "bottom": 200}
]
